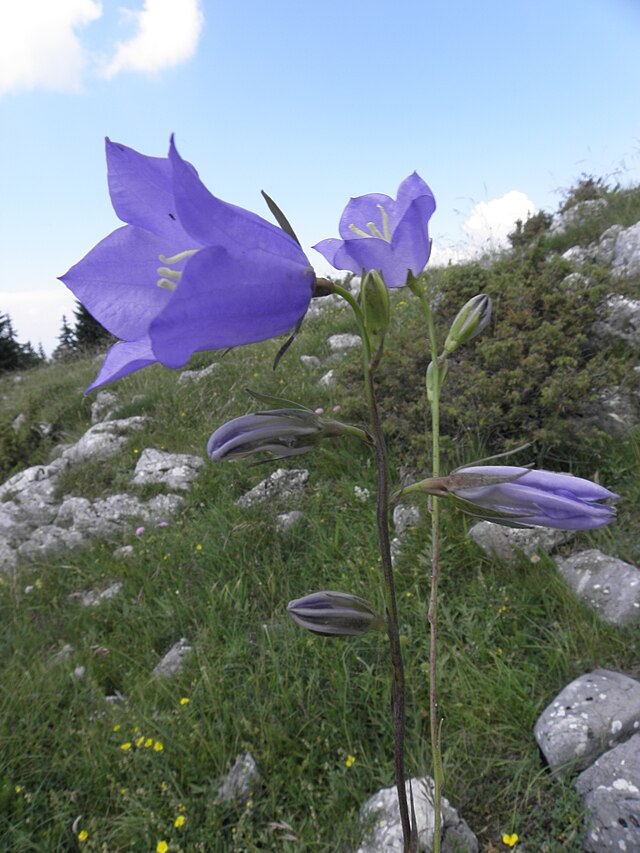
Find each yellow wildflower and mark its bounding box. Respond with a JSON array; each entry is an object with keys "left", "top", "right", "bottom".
[
  {"left": 156, "top": 842, "right": 169, "bottom": 853},
  {"left": 135, "top": 735, "right": 145, "bottom": 748},
  {"left": 120, "top": 742, "right": 132, "bottom": 751},
  {"left": 179, "top": 697, "right": 190, "bottom": 706},
  {"left": 78, "top": 830, "right": 89, "bottom": 842},
  {"left": 345, "top": 754, "right": 356, "bottom": 768},
  {"left": 174, "top": 815, "right": 186, "bottom": 828},
  {"left": 154, "top": 741, "right": 164, "bottom": 752},
  {"left": 112, "top": 724, "right": 121, "bottom": 732},
  {"left": 144, "top": 737, "right": 153, "bottom": 748},
  {"left": 502, "top": 833, "right": 519, "bottom": 847}
]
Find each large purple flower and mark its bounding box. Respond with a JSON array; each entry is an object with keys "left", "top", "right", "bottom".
[
  {"left": 451, "top": 466, "right": 618, "bottom": 530},
  {"left": 313, "top": 173, "right": 436, "bottom": 288},
  {"left": 60, "top": 137, "right": 314, "bottom": 392}
]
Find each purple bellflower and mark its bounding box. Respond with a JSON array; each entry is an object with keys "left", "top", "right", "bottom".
[
  {"left": 287, "top": 591, "right": 384, "bottom": 637},
  {"left": 450, "top": 466, "right": 618, "bottom": 530},
  {"left": 313, "top": 173, "right": 436, "bottom": 288},
  {"left": 60, "top": 137, "right": 314, "bottom": 393}
]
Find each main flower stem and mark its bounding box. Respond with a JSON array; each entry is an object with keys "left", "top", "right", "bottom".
[
  {"left": 366, "top": 368, "right": 412, "bottom": 850},
  {"left": 410, "top": 278, "right": 444, "bottom": 853},
  {"left": 332, "top": 282, "right": 412, "bottom": 851}
]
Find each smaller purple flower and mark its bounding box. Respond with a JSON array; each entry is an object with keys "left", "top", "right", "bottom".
[
  {"left": 313, "top": 173, "right": 436, "bottom": 288},
  {"left": 451, "top": 466, "right": 618, "bottom": 530}
]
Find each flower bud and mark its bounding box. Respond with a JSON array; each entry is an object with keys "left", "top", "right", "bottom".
[
  {"left": 361, "top": 270, "right": 390, "bottom": 345},
  {"left": 287, "top": 591, "right": 383, "bottom": 637},
  {"left": 443, "top": 293, "right": 492, "bottom": 355}
]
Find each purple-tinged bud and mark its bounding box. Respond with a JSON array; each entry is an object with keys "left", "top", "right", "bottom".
[
  {"left": 451, "top": 466, "right": 618, "bottom": 530},
  {"left": 287, "top": 591, "right": 384, "bottom": 637},
  {"left": 208, "top": 408, "right": 372, "bottom": 463},
  {"left": 443, "top": 293, "right": 492, "bottom": 354}
]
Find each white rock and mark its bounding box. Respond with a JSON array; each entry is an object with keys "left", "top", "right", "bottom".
[
  {"left": 319, "top": 369, "right": 336, "bottom": 387},
  {"left": 300, "top": 355, "right": 321, "bottom": 368},
  {"left": 327, "top": 333, "right": 361, "bottom": 352},
  {"left": 132, "top": 448, "right": 204, "bottom": 491},
  {"left": 178, "top": 363, "right": 220, "bottom": 384},
  {"left": 236, "top": 468, "right": 309, "bottom": 509},
  {"left": 276, "top": 510, "right": 304, "bottom": 532},
  {"left": 61, "top": 417, "right": 149, "bottom": 465},
  {"left": 151, "top": 638, "right": 193, "bottom": 678},
  {"left": 468, "top": 521, "right": 572, "bottom": 565},
  {"left": 218, "top": 752, "right": 262, "bottom": 804},
  {"left": 90, "top": 390, "right": 119, "bottom": 424}
]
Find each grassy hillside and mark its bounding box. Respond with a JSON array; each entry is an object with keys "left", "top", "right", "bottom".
[{"left": 1, "top": 185, "right": 639, "bottom": 851}]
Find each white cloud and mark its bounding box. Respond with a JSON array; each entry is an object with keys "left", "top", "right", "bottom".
[
  {"left": 102, "top": 0, "right": 204, "bottom": 78},
  {"left": 462, "top": 190, "right": 536, "bottom": 253},
  {"left": 0, "top": 0, "right": 102, "bottom": 95}
]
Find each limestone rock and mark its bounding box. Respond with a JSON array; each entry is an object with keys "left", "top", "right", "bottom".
[
  {"left": 151, "top": 638, "right": 193, "bottom": 678},
  {"left": 356, "top": 776, "right": 478, "bottom": 853},
  {"left": 68, "top": 581, "right": 124, "bottom": 608},
  {"left": 575, "top": 734, "right": 640, "bottom": 852},
  {"left": 178, "top": 363, "right": 220, "bottom": 384},
  {"left": 534, "top": 669, "right": 640, "bottom": 776},
  {"left": 132, "top": 448, "right": 204, "bottom": 491},
  {"left": 11, "top": 413, "right": 26, "bottom": 431},
  {"left": 468, "top": 521, "right": 572, "bottom": 565},
  {"left": 593, "top": 294, "right": 640, "bottom": 351},
  {"left": 90, "top": 390, "right": 119, "bottom": 424},
  {"left": 18, "top": 525, "right": 89, "bottom": 560},
  {"left": 300, "top": 355, "right": 321, "bottom": 368},
  {"left": 218, "top": 752, "right": 262, "bottom": 804},
  {"left": 113, "top": 545, "right": 135, "bottom": 560},
  {"left": 393, "top": 505, "right": 421, "bottom": 536},
  {"left": 60, "top": 417, "right": 148, "bottom": 465},
  {"left": 319, "top": 369, "right": 336, "bottom": 387},
  {"left": 327, "top": 333, "right": 361, "bottom": 352},
  {"left": 276, "top": 510, "right": 304, "bottom": 532},
  {"left": 555, "top": 549, "right": 640, "bottom": 626},
  {"left": 236, "top": 468, "right": 309, "bottom": 509}
]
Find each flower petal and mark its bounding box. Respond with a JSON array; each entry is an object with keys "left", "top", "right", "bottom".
[
  {"left": 86, "top": 338, "right": 157, "bottom": 393},
  {"left": 168, "top": 138, "right": 307, "bottom": 261},
  {"left": 106, "top": 139, "right": 196, "bottom": 243},
  {"left": 149, "top": 244, "right": 313, "bottom": 368},
  {"left": 337, "top": 193, "right": 394, "bottom": 239},
  {"left": 59, "top": 225, "right": 176, "bottom": 340}
]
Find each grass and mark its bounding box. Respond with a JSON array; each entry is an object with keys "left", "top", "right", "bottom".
[{"left": 1, "top": 203, "right": 639, "bottom": 850}]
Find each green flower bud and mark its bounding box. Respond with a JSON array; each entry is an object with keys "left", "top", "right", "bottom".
[
  {"left": 361, "top": 270, "right": 390, "bottom": 345},
  {"left": 287, "top": 591, "right": 384, "bottom": 637},
  {"left": 443, "top": 293, "right": 492, "bottom": 354}
]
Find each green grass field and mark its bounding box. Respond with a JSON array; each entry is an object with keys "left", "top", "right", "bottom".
[{"left": 1, "top": 188, "right": 639, "bottom": 851}]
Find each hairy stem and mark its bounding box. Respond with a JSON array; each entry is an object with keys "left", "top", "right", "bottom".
[{"left": 409, "top": 277, "right": 444, "bottom": 853}]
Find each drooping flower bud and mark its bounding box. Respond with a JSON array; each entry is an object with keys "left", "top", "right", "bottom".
[
  {"left": 443, "top": 293, "right": 492, "bottom": 355},
  {"left": 361, "top": 270, "right": 391, "bottom": 346},
  {"left": 287, "top": 591, "right": 384, "bottom": 637},
  {"left": 399, "top": 466, "right": 618, "bottom": 530},
  {"left": 207, "top": 407, "right": 371, "bottom": 463}
]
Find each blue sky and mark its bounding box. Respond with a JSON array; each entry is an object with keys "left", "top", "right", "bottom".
[{"left": 1, "top": 0, "right": 639, "bottom": 354}]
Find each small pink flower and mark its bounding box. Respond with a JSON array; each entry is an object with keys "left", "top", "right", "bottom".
[
  {"left": 314, "top": 407, "right": 324, "bottom": 414},
  {"left": 332, "top": 405, "right": 341, "bottom": 413},
  {"left": 156, "top": 522, "right": 170, "bottom": 528},
  {"left": 135, "top": 526, "right": 145, "bottom": 537}
]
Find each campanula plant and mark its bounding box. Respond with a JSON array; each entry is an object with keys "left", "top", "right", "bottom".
[
  {"left": 63, "top": 146, "right": 619, "bottom": 853},
  {"left": 60, "top": 137, "right": 314, "bottom": 393}
]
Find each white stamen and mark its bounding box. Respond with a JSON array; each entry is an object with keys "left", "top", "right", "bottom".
[
  {"left": 377, "top": 204, "right": 392, "bottom": 242},
  {"left": 349, "top": 223, "right": 372, "bottom": 238},
  {"left": 158, "top": 249, "right": 198, "bottom": 264},
  {"left": 156, "top": 266, "right": 181, "bottom": 281},
  {"left": 366, "top": 221, "right": 384, "bottom": 239},
  {"left": 157, "top": 278, "right": 178, "bottom": 291}
]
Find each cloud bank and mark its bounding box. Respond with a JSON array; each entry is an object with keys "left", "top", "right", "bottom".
[
  {"left": 102, "top": 0, "right": 204, "bottom": 78},
  {"left": 0, "top": 0, "right": 102, "bottom": 95},
  {"left": 431, "top": 190, "right": 536, "bottom": 266},
  {"left": 0, "top": 0, "right": 204, "bottom": 95}
]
